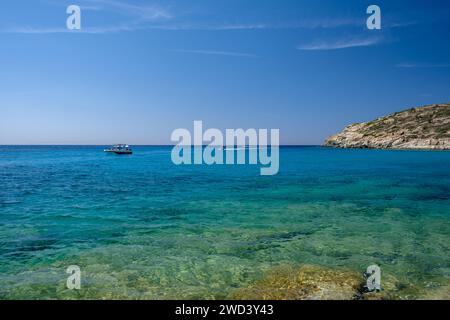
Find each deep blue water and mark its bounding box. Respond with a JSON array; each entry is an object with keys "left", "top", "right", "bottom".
[{"left": 0, "top": 146, "right": 449, "bottom": 299}]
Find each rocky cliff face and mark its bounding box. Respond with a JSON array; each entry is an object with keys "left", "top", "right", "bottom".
[{"left": 324, "top": 103, "right": 450, "bottom": 150}]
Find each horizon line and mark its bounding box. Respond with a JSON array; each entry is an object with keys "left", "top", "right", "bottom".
[{"left": 0, "top": 144, "right": 321, "bottom": 147}]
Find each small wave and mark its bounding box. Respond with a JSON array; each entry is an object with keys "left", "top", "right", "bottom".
[{"left": 0, "top": 200, "right": 22, "bottom": 205}]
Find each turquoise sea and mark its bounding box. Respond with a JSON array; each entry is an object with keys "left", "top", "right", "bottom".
[{"left": 0, "top": 146, "right": 449, "bottom": 299}]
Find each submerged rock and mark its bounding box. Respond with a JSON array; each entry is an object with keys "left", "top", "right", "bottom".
[
  {"left": 420, "top": 284, "right": 450, "bottom": 300},
  {"left": 324, "top": 103, "right": 450, "bottom": 150},
  {"left": 230, "top": 264, "right": 364, "bottom": 300}
]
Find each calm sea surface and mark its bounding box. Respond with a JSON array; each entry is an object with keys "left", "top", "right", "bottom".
[{"left": 0, "top": 146, "right": 449, "bottom": 299}]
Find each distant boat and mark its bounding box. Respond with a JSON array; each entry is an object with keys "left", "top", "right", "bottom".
[
  {"left": 221, "top": 146, "right": 257, "bottom": 151},
  {"left": 104, "top": 144, "right": 133, "bottom": 155},
  {"left": 221, "top": 145, "right": 239, "bottom": 150}
]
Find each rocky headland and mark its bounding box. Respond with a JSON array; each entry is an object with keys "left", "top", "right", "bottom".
[{"left": 324, "top": 103, "right": 450, "bottom": 150}]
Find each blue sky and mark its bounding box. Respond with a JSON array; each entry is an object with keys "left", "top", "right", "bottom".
[{"left": 1, "top": 0, "right": 449, "bottom": 145}]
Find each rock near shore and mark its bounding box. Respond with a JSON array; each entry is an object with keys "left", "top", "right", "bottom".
[
  {"left": 324, "top": 103, "right": 450, "bottom": 150},
  {"left": 230, "top": 265, "right": 364, "bottom": 300}
]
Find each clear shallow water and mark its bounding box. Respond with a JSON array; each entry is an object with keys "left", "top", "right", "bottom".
[{"left": 0, "top": 146, "right": 449, "bottom": 299}]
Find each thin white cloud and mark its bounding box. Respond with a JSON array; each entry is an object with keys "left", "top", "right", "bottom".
[
  {"left": 298, "top": 18, "right": 363, "bottom": 29},
  {"left": 297, "top": 37, "right": 382, "bottom": 51},
  {"left": 389, "top": 21, "right": 418, "bottom": 28},
  {"left": 85, "top": 0, "right": 172, "bottom": 20},
  {"left": 396, "top": 63, "right": 450, "bottom": 68},
  {"left": 2, "top": 25, "right": 137, "bottom": 34},
  {"left": 0, "top": 22, "right": 348, "bottom": 34},
  {"left": 3, "top": 23, "right": 259, "bottom": 34},
  {"left": 210, "top": 18, "right": 363, "bottom": 31},
  {"left": 161, "top": 18, "right": 416, "bottom": 31},
  {"left": 212, "top": 24, "right": 268, "bottom": 30},
  {"left": 42, "top": 0, "right": 172, "bottom": 20},
  {"left": 78, "top": 5, "right": 102, "bottom": 11},
  {"left": 3, "top": 27, "right": 68, "bottom": 34},
  {"left": 173, "top": 49, "right": 258, "bottom": 58}
]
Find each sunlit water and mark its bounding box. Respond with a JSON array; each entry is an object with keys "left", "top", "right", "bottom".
[{"left": 0, "top": 146, "right": 449, "bottom": 299}]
